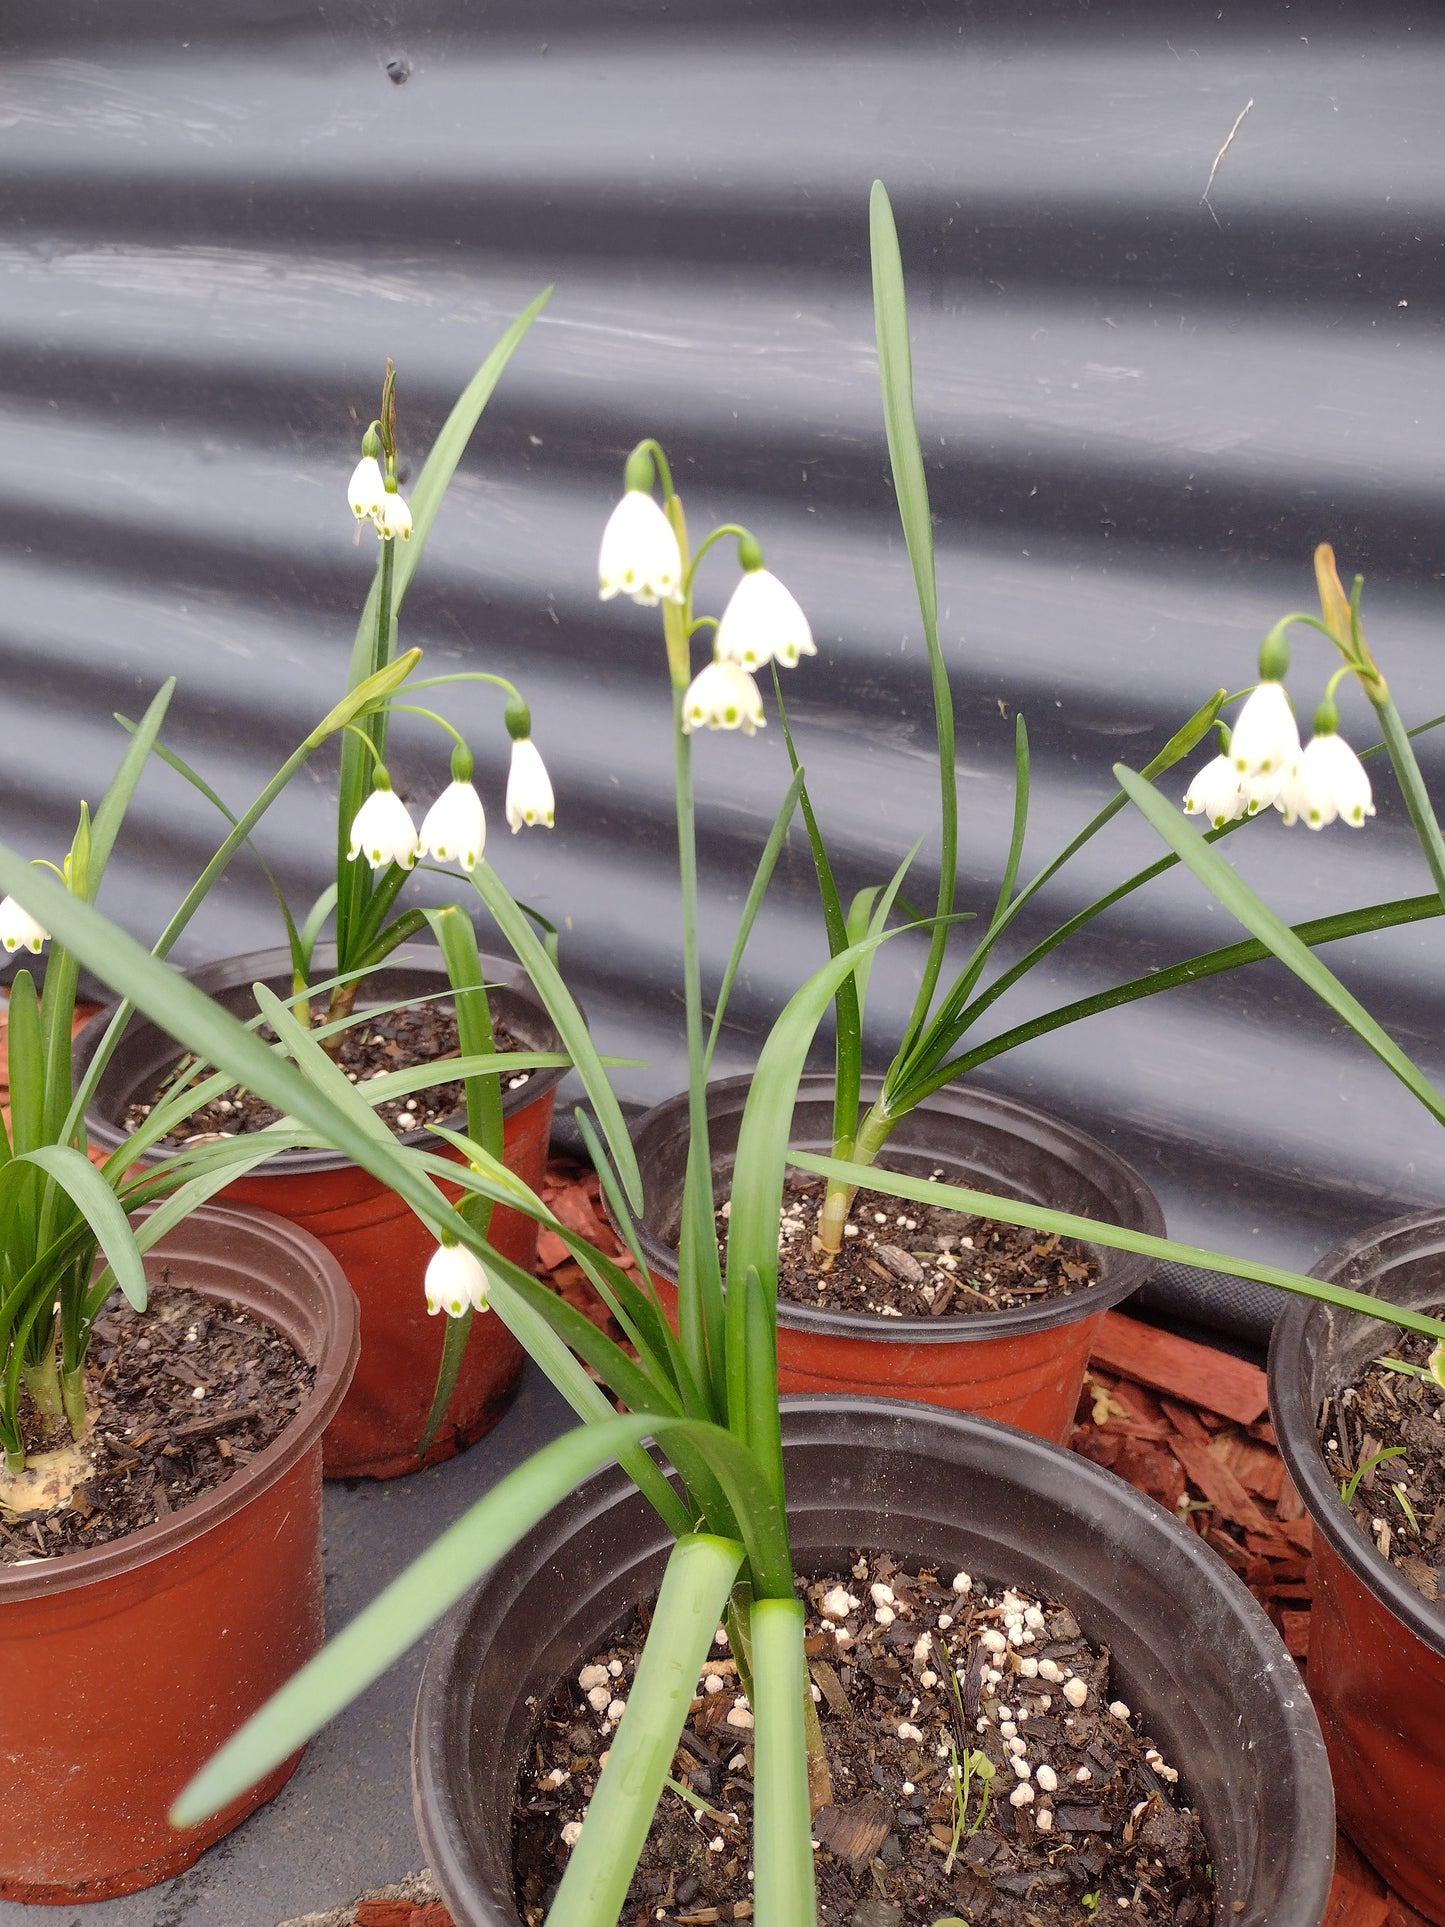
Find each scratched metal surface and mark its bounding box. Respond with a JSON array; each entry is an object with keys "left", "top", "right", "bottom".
[{"left": 2, "top": 0, "right": 1444, "bottom": 1339}]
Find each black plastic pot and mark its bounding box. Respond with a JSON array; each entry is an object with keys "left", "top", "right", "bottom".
[
  {"left": 75, "top": 943, "right": 566, "bottom": 1478},
  {"left": 623, "top": 1075, "right": 1164, "bottom": 1441},
  {"left": 1270, "top": 1209, "right": 1445, "bottom": 1924},
  {"left": 413, "top": 1397, "right": 1334, "bottom": 1927}
]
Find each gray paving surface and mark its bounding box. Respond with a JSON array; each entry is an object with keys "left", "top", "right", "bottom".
[{"left": 0, "top": 1364, "right": 575, "bottom": 1927}]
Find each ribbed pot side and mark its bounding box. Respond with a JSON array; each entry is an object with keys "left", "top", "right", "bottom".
[
  {"left": 623, "top": 1075, "right": 1163, "bottom": 1442},
  {"left": 413, "top": 1397, "right": 1334, "bottom": 1927},
  {"left": 76, "top": 945, "right": 564, "bottom": 1479},
  {"left": 1271, "top": 1207, "right": 1445, "bottom": 1925},
  {"left": 0, "top": 1203, "right": 358, "bottom": 1902}
]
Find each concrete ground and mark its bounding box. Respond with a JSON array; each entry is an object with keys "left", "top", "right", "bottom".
[{"left": 0, "top": 1363, "right": 576, "bottom": 1927}]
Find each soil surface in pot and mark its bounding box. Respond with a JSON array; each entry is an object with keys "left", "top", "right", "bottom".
[
  {"left": 0, "top": 1285, "right": 313, "bottom": 1562},
  {"left": 122, "top": 1002, "right": 531, "bottom": 1144},
  {"left": 514, "top": 1552, "right": 1211, "bottom": 1927},
  {"left": 1316, "top": 1314, "right": 1445, "bottom": 1606},
  {"left": 730, "top": 1172, "right": 1099, "bottom": 1319}
]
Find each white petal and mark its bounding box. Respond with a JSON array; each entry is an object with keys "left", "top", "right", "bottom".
[
  {"left": 1182, "top": 754, "right": 1248, "bottom": 828},
  {"left": 424, "top": 1244, "right": 491, "bottom": 1318},
  {"left": 715, "top": 569, "right": 815, "bottom": 671},
  {"left": 1228, "top": 682, "right": 1301, "bottom": 778},
  {"left": 506, "top": 739, "right": 556, "bottom": 832},
  {"left": 377, "top": 491, "right": 413, "bottom": 541},
  {"left": 681, "top": 660, "right": 766, "bottom": 736},
  {"left": 420, "top": 781, "right": 486, "bottom": 871},
  {"left": 347, "top": 788, "right": 419, "bottom": 870},
  {"left": 598, "top": 491, "right": 684, "bottom": 606},
  {"left": 1294, "top": 733, "right": 1375, "bottom": 830},
  {"left": 347, "top": 456, "right": 386, "bottom": 521},
  {"left": 0, "top": 895, "right": 49, "bottom": 954}
]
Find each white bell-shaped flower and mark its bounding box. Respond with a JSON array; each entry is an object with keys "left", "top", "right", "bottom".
[
  {"left": 347, "top": 786, "right": 419, "bottom": 870},
  {"left": 715, "top": 569, "right": 815, "bottom": 670},
  {"left": 506, "top": 739, "right": 555, "bottom": 831},
  {"left": 424, "top": 1242, "right": 491, "bottom": 1318},
  {"left": 1228, "top": 681, "right": 1301, "bottom": 780},
  {"left": 375, "top": 489, "right": 413, "bottom": 541},
  {"left": 347, "top": 456, "right": 386, "bottom": 523},
  {"left": 420, "top": 781, "right": 486, "bottom": 871},
  {"left": 0, "top": 896, "right": 49, "bottom": 954},
  {"left": 598, "top": 491, "right": 685, "bottom": 606},
  {"left": 1182, "top": 754, "right": 1248, "bottom": 829},
  {"left": 681, "top": 658, "right": 766, "bottom": 737},
  {"left": 1284, "top": 731, "right": 1376, "bottom": 830}
]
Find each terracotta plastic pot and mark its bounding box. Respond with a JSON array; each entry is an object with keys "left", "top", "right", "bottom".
[
  {"left": 0, "top": 1201, "right": 358, "bottom": 1903},
  {"left": 77, "top": 945, "right": 564, "bottom": 1479},
  {"left": 623, "top": 1075, "right": 1163, "bottom": 1442},
  {"left": 412, "top": 1395, "right": 1335, "bottom": 1927},
  {"left": 1270, "top": 1208, "right": 1445, "bottom": 1925}
]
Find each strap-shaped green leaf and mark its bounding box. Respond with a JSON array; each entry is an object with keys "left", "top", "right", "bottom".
[
  {"left": 751, "top": 1598, "right": 817, "bottom": 1927},
  {"left": 18, "top": 1145, "right": 148, "bottom": 1311}
]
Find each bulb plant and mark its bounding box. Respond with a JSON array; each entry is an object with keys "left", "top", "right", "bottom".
[
  {"left": 0, "top": 427, "right": 1406, "bottom": 1925},
  {"left": 784, "top": 186, "right": 1445, "bottom": 1269}
]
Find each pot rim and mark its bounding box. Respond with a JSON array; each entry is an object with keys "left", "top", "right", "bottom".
[
  {"left": 622, "top": 1072, "right": 1163, "bottom": 1344},
  {"left": 413, "top": 1393, "right": 1334, "bottom": 1927},
  {"left": 1269, "top": 1203, "right": 1445, "bottom": 1659},
  {"left": 0, "top": 1201, "right": 358, "bottom": 1603},
  {"left": 75, "top": 941, "right": 567, "bottom": 1179}
]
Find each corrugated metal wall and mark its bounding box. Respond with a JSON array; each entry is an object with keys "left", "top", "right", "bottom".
[{"left": 4, "top": 0, "right": 1444, "bottom": 1329}]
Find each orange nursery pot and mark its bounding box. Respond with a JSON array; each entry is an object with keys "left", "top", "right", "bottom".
[
  {"left": 623, "top": 1073, "right": 1162, "bottom": 1443},
  {"left": 76, "top": 944, "right": 564, "bottom": 1480},
  {"left": 1271, "top": 1208, "right": 1445, "bottom": 1926},
  {"left": 0, "top": 1202, "right": 358, "bottom": 1903}
]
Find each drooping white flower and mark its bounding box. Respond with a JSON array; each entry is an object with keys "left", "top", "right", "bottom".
[
  {"left": 375, "top": 489, "right": 413, "bottom": 541},
  {"left": 715, "top": 568, "right": 815, "bottom": 670},
  {"left": 347, "top": 786, "right": 419, "bottom": 870},
  {"left": 347, "top": 456, "right": 386, "bottom": 523},
  {"left": 420, "top": 780, "right": 486, "bottom": 871},
  {"left": 1182, "top": 754, "right": 1248, "bottom": 829},
  {"left": 424, "top": 1243, "right": 491, "bottom": 1318},
  {"left": 681, "top": 658, "right": 766, "bottom": 737},
  {"left": 505, "top": 738, "right": 555, "bottom": 831},
  {"left": 0, "top": 896, "right": 49, "bottom": 954},
  {"left": 1228, "top": 681, "right": 1301, "bottom": 780},
  {"left": 1284, "top": 731, "right": 1376, "bottom": 830},
  {"left": 598, "top": 491, "right": 684, "bottom": 606}
]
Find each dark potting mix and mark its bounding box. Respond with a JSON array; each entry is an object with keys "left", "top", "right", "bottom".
[
  {"left": 514, "top": 1554, "right": 1212, "bottom": 1927},
  {"left": 734, "top": 1172, "right": 1099, "bottom": 1320},
  {"left": 122, "top": 1000, "right": 531, "bottom": 1143},
  {"left": 1317, "top": 1316, "right": 1445, "bottom": 1605},
  {"left": 0, "top": 1285, "right": 313, "bottom": 1561}
]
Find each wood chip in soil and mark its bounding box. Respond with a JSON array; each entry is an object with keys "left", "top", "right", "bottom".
[
  {"left": 0, "top": 1285, "right": 313, "bottom": 1562},
  {"left": 512, "top": 1554, "right": 1211, "bottom": 1927},
  {"left": 122, "top": 998, "right": 533, "bottom": 1144},
  {"left": 1316, "top": 1316, "right": 1445, "bottom": 1607},
  {"left": 735, "top": 1170, "right": 1099, "bottom": 1320}
]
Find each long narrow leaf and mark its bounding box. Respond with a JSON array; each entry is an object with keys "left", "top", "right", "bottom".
[
  {"left": 705, "top": 763, "right": 806, "bottom": 1073},
  {"left": 549, "top": 1535, "right": 744, "bottom": 1927},
  {"left": 751, "top": 1599, "right": 817, "bottom": 1927},
  {"left": 791, "top": 1152, "right": 1445, "bottom": 1344},
  {"left": 19, "top": 1146, "right": 148, "bottom": 1311},
  {"left": 1117, "top": 764, "right": 1445, "bottom": 1129}
]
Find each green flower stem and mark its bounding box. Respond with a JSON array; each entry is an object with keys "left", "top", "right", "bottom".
[
  {"left": 1373, "top": 689, "right": 1445, "bottom": 908},
  {"left": 684, "top": 522, "right": 754, "bottom": 597}
]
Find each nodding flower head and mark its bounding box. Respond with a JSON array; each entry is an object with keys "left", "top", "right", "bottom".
[
  {"left": 347, "top": 783, "right": 419, "bottom": 871},
  {"left": 505, "top": 738, "right": 555, "bottom": 832},
  {"left": 424, "top": 1242, "right": 491, "bottom": 1318},
  {"left": 1182, "top": 753, "right": 1249, "bottom": 830},
  {"left": 1280, "top": 729, "right": 1375, "bottom": 830},
  {"left": 420, "top": 780, "right": 486, "bottom": 871},
  {"left": 347, "top": 456, "right": 387, "bottom": 524},
  {"left": 1228, "top": 681, "right": 1300, "bottom": 781},
  {"left": 715, "top": 568, "right": 815, "bottom": 671},
  {"left": 0, "top": 895, "right": 49, "bottom": 955},
  {"left": 682, "top": 658, "right": 766, "bottom": 737},
  {"left": 375, "top": 488, "right": 413, "bottom": 542},
  {"left": 598, "top": 491, "right": 685, "bottom": 606}
]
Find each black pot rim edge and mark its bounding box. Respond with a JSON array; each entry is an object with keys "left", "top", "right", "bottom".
[
  {"left": 74, "top": 942, "right": 568, "bottom": 1180},
  {"left": 1270, "top": 1202, "right": 1445, "bottom": 1659},
  {"left": 622, "top": 1072, "right": 1165, "bottom": 1344}
]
